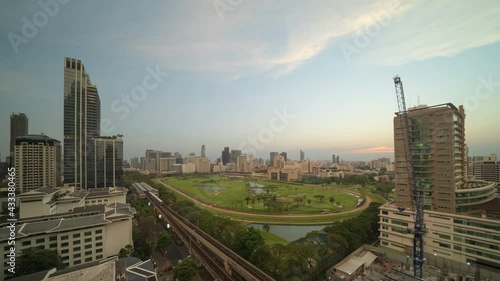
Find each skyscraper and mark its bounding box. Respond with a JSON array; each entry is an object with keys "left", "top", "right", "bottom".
[
  {"left": 201, "top": 144, "right": 206, "bottom": 158},
  {"left": 14, "top": 134, "right": 61, "bottom": 193},
  {"left": 87, "top": 137, "right": 123, "bottom": 188},
  {"left": 222, "top": 147, "right": 230, "bottom": 165},
  {"left": 63, "top": 57, "right": 100, "bottom": 188},
  {"left": 270, "top": 152, "right": 278, "bottom": 167},
  {"left": 394, "top": 104, "right": 467, "bottom": 213},
  {"left": 332, "top": 154, "right": 336, "bottom": 164},
  {"left": 300, "top": 150, "right": 305, "bottom": 162},
  {"left": 10, "top": 113, "right": 28, "bottom": 158},
  {"left": 230, "top": 150, "right": 241, "bottom": 163},
  {"left": 280, "top": 152, "right": 288, "bottom": 162}
]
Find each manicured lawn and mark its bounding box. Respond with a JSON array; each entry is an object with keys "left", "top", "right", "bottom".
[{"left": 162, "top": 176, "right": 359, "bottom": 215}]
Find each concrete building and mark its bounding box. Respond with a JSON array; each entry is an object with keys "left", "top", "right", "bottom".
[
  {"left": 332, "top": 154, "right": 336, "bottom": 164},
  {"left": 10, "top": 112, "right": 28, "bottom": 159},
  {"left": 267, "top": 167, "right": 301, "bottom": 181},
  {"left": 380, "top": 103, "right": 500, "bottom": 272},
  {"left": 17, "top": 186, "right": 127, "bottom": 219},
  {"left": 142, "top": 158, "right": 156, "bottom": 172},
  {"left": 182, "top": 163, "right": 196, "bottom": 174},
  {"left": 201, "top": 144, "right": 206, "bottom": 158},
  {"left": 300, "top": 150, "right": 305, "bottom": 162},
  {"left": 370, "top": 157, "right": 391, "bottom": 170},
  {"left": 336, "top": 163, "right": 356, "bottom": 173},
  {"left": 159, "top": 157, "right": 176, "bottom": 172},
  {"left": 237, "top": 154, "right": 247, "bottom": 172},
  {"left": 130, "top": 157, "right": 139, "bottom": 169},
  {"left": 280, "top": 152, "right": 288, "bottom": 162},
  {"left": 195, "top": 157, "right": 210, "bottom": 173},
  {"left": 230, "top": 150, "right": 241, "bottom": 164},
  {"left": 393, "top": 104, "right": 466, "bottom": 213},
  {"left": 0, "top": 202, "right": 135, "bottom": 280},
  {"left": 273, "top": 155, "right": 285, "bottom": 169},
  {"left": 14, "top": 135, "right": 61, "bottom": 193}
]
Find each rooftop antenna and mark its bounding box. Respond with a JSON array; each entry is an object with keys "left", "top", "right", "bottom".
[{"left": 417, "top": 95, "right": 420, "bottom": 106}]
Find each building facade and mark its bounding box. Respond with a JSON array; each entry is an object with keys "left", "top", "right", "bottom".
[
  {"left": 86, "top": 137, "right": 124, "bottom": 188},
  {"left": 380, "top": 102, "right": 500, "bottom": 271},
  {"left": 10, "top": 113, "right": 28, "bottom": 159},
  {"left": 394, "top": 104, "right": 466, "bottom": 213},
  {"left": 14, "top": 135, "right": 61, "bottom": 193},
  {"left": 63, "top": 57, "right": 101, "bottom": 189}
]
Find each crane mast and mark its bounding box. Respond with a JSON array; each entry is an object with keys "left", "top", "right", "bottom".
[{"left": 393, "top": 76, "right": 425, "bottom": 278}]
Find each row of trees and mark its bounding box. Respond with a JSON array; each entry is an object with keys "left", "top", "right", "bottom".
[{"left": 252, "top": 202, "right": 382, "bottom": 280}]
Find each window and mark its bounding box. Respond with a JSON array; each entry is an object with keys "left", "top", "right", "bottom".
[
  {"left": 95, "top": 230, "right": 102, "bottom": 234},
  {"left": 22, "top": 241, "right": 31, "bottom": 246},
  {"left": 96, "top": 255, "right": 103, "bottom": 259},
  {"left": 61, "top": 235, "right": 69, "bottom": 240},
  {"left": 73, "top": 247, "right": 81, "bottom": 252},
  {"left": 74, "top": 240, "right": 81, "bottom": 245},
  {"left": 84, "top": 231, "right": 91, "bottom": 236},
  {"left": 96, "top": 236, "right": 102, "bottom": 241},
  {"left": 61, "top": 242, "right": 69, "bottom": 247},
  {"left": 85, "top": 257, "right": 92, "bottom": 262},
  {"left": 74, "top": 260, "right": 81, "bottom": 265},
  {"left": 96, "top": 248, "right": 103, "bottom": 253},
  {"left": 84, "top": 238, "right": 92, "bottom": 243},
  {"left": 96, "top": 242, "right": 103, "bottom": 247},
  {"left": 49, "top": 236, "right": 57, "bottom": 241},
  {"left": 73, "top": 233, "right": 81, "bottom": 238},
  {"left": 85, "top": 251, "right": 92, "bottom": 256},
  {"left": 61, "top": 249, "right": 69, "bottom": 254},
  {"left": 36, "top": 238, "right": 45, "bottom": 244},
  {"left": 74, "top": 253, "right": 81, "bottom": 258},
  {"left": 85, "top": 244, "right": 92, "bottom": 249},
  {"left": 50, "top": 243, "right": 57, "bottom": 248}
]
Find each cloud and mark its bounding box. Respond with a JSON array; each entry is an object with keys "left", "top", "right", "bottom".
[
  {"left": 346, "top": 146, "right": 394, "bottom": 154},
  {"left": 127, "top": 0, "right": 500, "bottom": 80}
]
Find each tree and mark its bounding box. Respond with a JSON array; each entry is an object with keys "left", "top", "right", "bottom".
[
  {"left": 232, "top": 227, "right": 265, "bottom": 259},
  {"left": 15, "top": 248, "right": 64, "bottom": 277},
  {"left": 314, "top": 195, "right": 325, "bottom": 203},
  {"left": 173, "top": 258, "right": 198, "bottom": 281},
  {"left": 244, "top": 196, "right": 251, "bottom": 205},
  {"left": 263, "top": 223, "right": 270, "bottom": 233},
  {"left": 156, "top": 230, "right": 172, "bottom": 254},
  {"left": 329, "top": 196, "right": 335, "bottom": 204},
  {"left": 378, "top": 167, "right": 387, "bottom": 176},
  {"left": 119, "top": 244, "right": 134, "bottom": 258}
]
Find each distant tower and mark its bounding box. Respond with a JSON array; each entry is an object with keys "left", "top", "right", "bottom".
[
  {"left": 336, "top": 155, "right": 340, "bottom": 164},
  {"left": 280, "top": 152, "right": 288, "bottom": 162},
  {"left": 300, "top": 150, "right": 305, "bottom": 162},
  {"left": 201, "top": 145, "right": 206, "bottom": 158},
  {"left": 10, "top": 113, "right": 29, "bottom": 158},
  {"left": 222, "top": 147, "right": 230, "bottom": 165},
  {"left": 332, "top": 154, "right": 336, "bottom": 163}
]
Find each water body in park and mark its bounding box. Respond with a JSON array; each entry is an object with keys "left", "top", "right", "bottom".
[
  {"left": 248, "top": 223, "right": 329, "bottom": 242},
  {"left": 198, "top": 186, "right": 225, "bottom": 191}
]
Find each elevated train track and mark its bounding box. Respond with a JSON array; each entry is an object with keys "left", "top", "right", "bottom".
[{"left": 146, "top": 191, "right": 275, "bottom": 281}]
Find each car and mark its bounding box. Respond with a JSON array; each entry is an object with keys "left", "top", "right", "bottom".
[{"left": 163, "top": 265, "right": 174, "bottom": 272}]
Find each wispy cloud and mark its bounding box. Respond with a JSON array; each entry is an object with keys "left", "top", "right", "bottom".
[
  {"left": 347, "top": 146, "right": 394, "bottom": 154},
  {"left": 126, "top": 0, "right": 500, "bottom": 80}
]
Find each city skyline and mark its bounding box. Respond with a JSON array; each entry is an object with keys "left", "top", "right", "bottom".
[{"left": 1, "top": 1, "right": 500, "bottom": 162}]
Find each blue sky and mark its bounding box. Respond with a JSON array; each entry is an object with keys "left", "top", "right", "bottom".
[{"left": 1, "top": 0, "right": 499, "bottom": 162}]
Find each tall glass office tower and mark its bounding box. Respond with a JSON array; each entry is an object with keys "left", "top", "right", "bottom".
[{"left": 63, "top": 57, "right": 101, "bottom": 188}]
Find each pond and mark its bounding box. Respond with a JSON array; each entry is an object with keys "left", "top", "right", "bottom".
[
  {"left": 197, "top": 186, "right": 225, "bottom": 191},
  {"left": 248, "top": 223, "right": 330, "bottom": 242}
]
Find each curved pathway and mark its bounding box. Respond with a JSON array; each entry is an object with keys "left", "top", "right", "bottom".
[{"left": 155, "top": 179, "right": 376, "bottom": 222}]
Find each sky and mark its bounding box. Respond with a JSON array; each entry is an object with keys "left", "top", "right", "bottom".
[{"left": 0, "top": 0, "right": 499, "bottom": 162}]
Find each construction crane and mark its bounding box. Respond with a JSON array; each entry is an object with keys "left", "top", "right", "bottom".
[{"left": 393, "top": 75, "right": 425, "bottom": 279}]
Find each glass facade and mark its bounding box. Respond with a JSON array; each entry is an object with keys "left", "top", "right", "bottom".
[{"left": 88, "top": 138, "right": 123, "bottom": 188}]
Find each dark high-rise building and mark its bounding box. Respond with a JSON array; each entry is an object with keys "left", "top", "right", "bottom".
[
  {"left": 222, "top": 147, "right": 230, "bottom": 165},
  {"left": 63, "top": 57, "right": 100, "bottom": 188},
  {"left": 201, "top": 145, "right": 206, "bottom": 158},
  {"left": 332, "top": 154, "right": 336, "bottom": 163},
  {"left": 230, "top": 150, "right": 241, "bottom": 163},
  {"left": 280, "top": 152, "right": 288, "bottom": 162},
  {"left": 10, "top": 113, "right": 29, "bottom": 158},
  {"left": 336, "top": 155, "right": 340, "bottom": 164},
  {"left": 87, "top": 137, "right": 123, "bottom": 188},
  {"left": 270, "top": 152, "right": 278, "bottom": 167},
  {"left": 300, "top": 150, "right": 304, "bottom": 162}
]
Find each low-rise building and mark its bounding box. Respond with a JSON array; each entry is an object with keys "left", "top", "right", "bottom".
[{"left": 0, "top": 203, "right": 136, "bottom": 280}]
